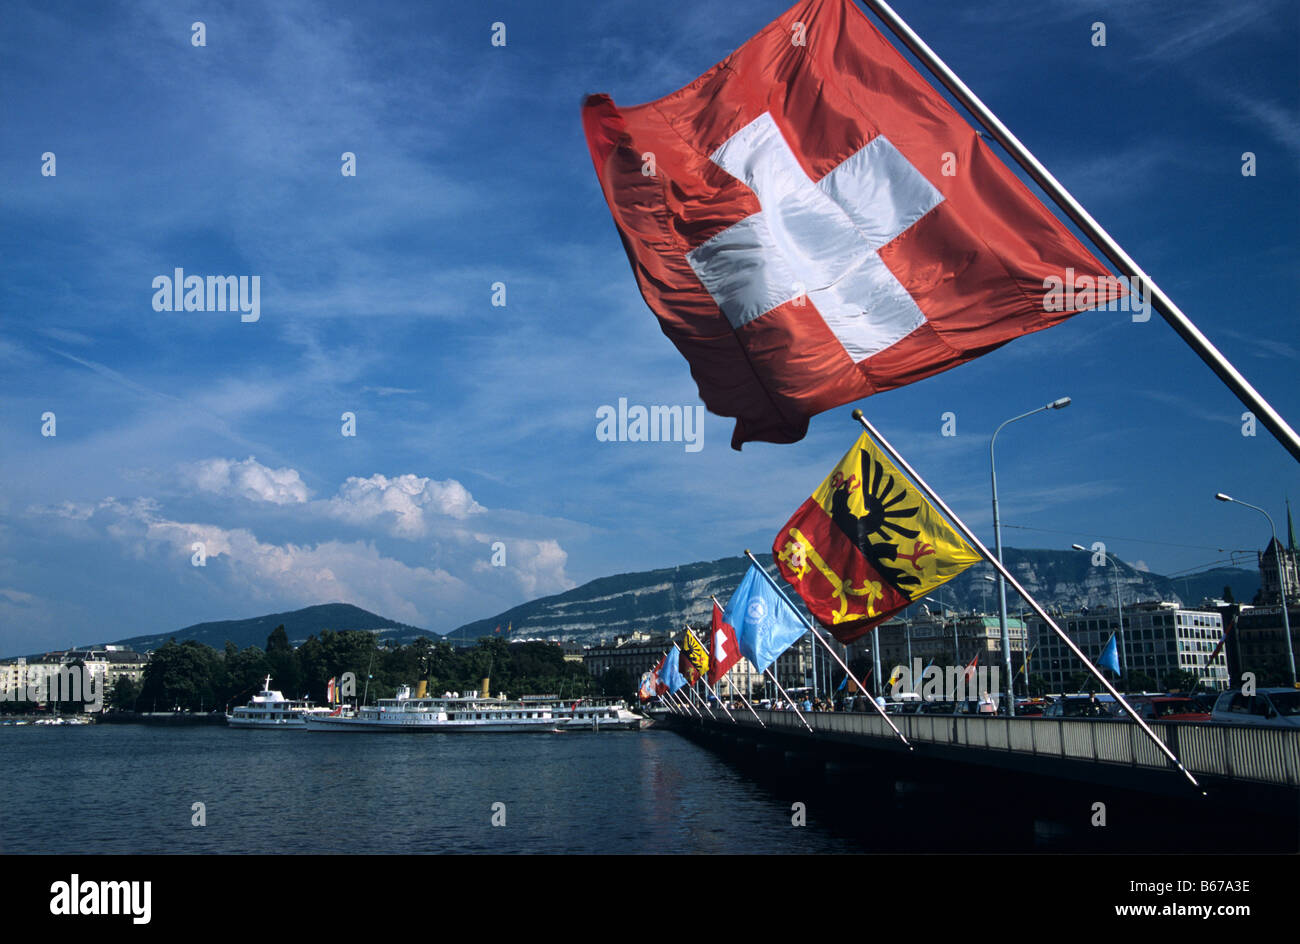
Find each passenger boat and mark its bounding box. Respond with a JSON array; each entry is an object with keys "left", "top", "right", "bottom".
[
  {"left": 303, "top": 685, "right": 647, "bottom": 733},
  {"left": 226, "top": 676, "right": 333, "bottom": 728}
]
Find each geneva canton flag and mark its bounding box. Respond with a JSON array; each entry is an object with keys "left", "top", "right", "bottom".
[
  {"left": 724, "top": 564, "right": 808, "bottom": 674},
  {"left": 774, "top": 431, "right": 981, "bottom": 642},
  {"left": 582, "top": 0, "right": 1123, "bottom": 449}
]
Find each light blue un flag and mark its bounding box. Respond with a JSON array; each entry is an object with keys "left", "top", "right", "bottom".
[
  {"left": 723, "top": 564, "right": 807, "bottom": 675},
  {"left": 660, "top": 644, "right": 688, "bottom": 692},
  {"left": 1098, "top": 634, "right": 1121, "bottom": 675}
]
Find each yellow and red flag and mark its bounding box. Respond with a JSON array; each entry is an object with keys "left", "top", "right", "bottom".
[
  {"left": 774, "top": 431, "right": 980, "bottom": 642},
  {"left": 681, "top": 628, "right": 710, "bottom": 684}
]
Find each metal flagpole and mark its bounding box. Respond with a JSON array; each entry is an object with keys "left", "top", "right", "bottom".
[
  {"left": 857, "top": 0, "right": 1300, "bottom": 465},
  {"left": 660, "top": 651, "right": 701, "bottom": 717},
  {"left": 681, "top": 626, "right": 724, "bottom": 719},
  {"left": 687, "top": 683, "right": 717, "bottom": 719},
  {"left": 701, "top": 675, "right": 737, "bottom": 722},
  {"left": 656, "top": 676, "right": 679, "bottom": 714},
  {"left": 765, "top": 667, "right": 814, "bottom": 733},
  {"left": 853, "top": 410, "right": 1203, "bottom": 791},
  {"left": 737, "top": 687, "right": 766, "bottom": 726},
  {"left": 724, "top": 671, "right": 766, "bottom": 727},
  {"left": 673, "top": 689, "right": 700, "bottom": 717},
  {"left": 685, "top": 624, "right": 738, "bottom": 723},
  {"left": 649, "top": 658, "right": 677, "bottom": 714},
  {"left": 744, "top": 550, "right": 911, "bottom": 748},
  {"left": 709, "top": 595, "right": 768, "bottom": 726},
  {"left": 1018, "top": 644, "right": 1038, "bottom": 698}
]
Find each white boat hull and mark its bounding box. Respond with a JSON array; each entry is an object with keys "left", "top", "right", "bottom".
[{"left": 303, "top": 706, "right": 647, "bottom": 733}]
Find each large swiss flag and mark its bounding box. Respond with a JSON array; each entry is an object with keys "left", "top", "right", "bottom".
[{"left": 583, "top": 0, "right": 1122, "bottom": 449}]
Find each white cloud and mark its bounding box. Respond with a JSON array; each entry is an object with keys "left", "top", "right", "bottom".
[
  {"left": 25, "top": 477, "right": 572, "bottom": 633},
  {"left": 142, "top": 516, "right": 463, "bottom": 626},
  {"left": 187, "top": 457, "right": 312, "bottom": 505},
  {"left": 325, "top": 473, "right": 484, "bottom": 536},
  {"left": 0, "top": 587, "right": 37, "bottom": 606},
  {"left": 474, "top": 537, "right": 576, "bottom": 599}
]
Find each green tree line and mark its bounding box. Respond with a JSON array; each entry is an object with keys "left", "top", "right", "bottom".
[{"left": 125, "top": 628, "right": 603, "bottom": 712}]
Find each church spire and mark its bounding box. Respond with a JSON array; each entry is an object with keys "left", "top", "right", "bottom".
[{"left": 1288, "top": 497, "right": 1297, "bottom": 552}]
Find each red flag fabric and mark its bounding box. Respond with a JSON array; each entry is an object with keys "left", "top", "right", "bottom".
[
  {"left": 964, "top": 652, "right": 980, "bottom": 682},
  {"left": 582, "top": 0, "right": 1123, "bottom": 449},
  {"left": 678, "top": 646, "right": 699, "bottom": 685},
  {"left": 709, "top": 601, "right": 743, "bottom": 685},
  {"left": 652, "top": 654, "right": 669, "bottom": 695},
  {"left": 1206, "top": 613, "right": 1233, "bottom": 667}
]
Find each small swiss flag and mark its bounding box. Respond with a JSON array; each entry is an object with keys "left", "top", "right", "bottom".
[
  {"left": 583, "top": 0, "right": 1122, "bottom": 449},
  {"left": 709, "top": 601, "right": 743, "bottom": 685}
]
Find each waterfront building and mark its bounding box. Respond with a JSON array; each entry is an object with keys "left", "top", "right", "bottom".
[
  {"left": 40, "top": 646, "right": 149, "bottom": 690},
  {"left": 0, "top": 657, "right": 28, "bottom": 699},
  {"left": 583, "top": 632, "right": 678, "bottom": 683},
  {"left": 582, "top": 627, "right": 814, "bottom": 701},
  {"left": 1256, "top": 502, "right": 1299, "bottom": 607},
  {"left": 868, "top": 616, "right": 1029, "bottom": 669},
  {"left": 1234, "top": 604, "right": 1300, "bottom": 684},
  {"left": 1029, "top": 602, "right": 1227, "bottom": 692}
]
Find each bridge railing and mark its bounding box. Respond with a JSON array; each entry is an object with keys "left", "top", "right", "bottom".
[{"left": 725, "top": 709, "right": 1299, "bottom": 786}]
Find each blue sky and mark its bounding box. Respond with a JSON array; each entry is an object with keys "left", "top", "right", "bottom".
[{"left": 1, "top": 0, "right": 1296, "bottom": 655}]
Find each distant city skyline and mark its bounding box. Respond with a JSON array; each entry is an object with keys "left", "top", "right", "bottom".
[{"left": 1, "top": 0, "right": 1296, "bottom": 655}]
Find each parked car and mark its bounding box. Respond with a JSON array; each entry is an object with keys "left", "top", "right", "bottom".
[
  {"left": 1210, "top": 688, "right": 1300, "bottom": 727},
  {"left": 918, "top": 699, "right": 958, "bottom": 715},
  {"left": 1043, "top": 694, "right": 1117, "bottom": 718},
  {"left": 884, "top": 698, "right": 924, "bottom": 715},
  {"left": 1015, "top": 699, "right": 1046, "bottom": 716},
  {"left": 1116, "top": 695, "right": 1210, "bottom": 723}
]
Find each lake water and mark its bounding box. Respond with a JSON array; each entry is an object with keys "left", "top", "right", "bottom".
[{"left": 0, "top": 725, "right": 862, "bottom": 854}]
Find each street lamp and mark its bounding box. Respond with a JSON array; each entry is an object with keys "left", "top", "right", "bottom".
[
  {"left": 1072, "top": 543, "right": 1128, "bottom": 685},
  {"left": 926, "top": 596, "right": 960, "bottom": 668},
  {"left": 902, "top": 616, "right": 913, "bottom": 676},
  {"left": 1215, "top": 493, "right": 1297, "bottom": 686},
  {"left": 992, "top": 397, "right": 1071, "bottom": 717}
]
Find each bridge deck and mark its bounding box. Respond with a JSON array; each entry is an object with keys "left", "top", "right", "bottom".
[{"left": 661, "top": 708, "right": 1300, "bottom": 793}]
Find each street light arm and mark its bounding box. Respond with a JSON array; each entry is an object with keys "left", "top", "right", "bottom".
[
  {"left": 990, "top": 406, "right": 1046, "bottom": 456},
  {"left": 1215, "top": 493, "right": 1295, "bottom": 686}
]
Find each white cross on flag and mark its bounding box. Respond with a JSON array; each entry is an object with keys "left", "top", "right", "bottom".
[
  {"left": 708, "top": 600, "right": 742, "bottom": 685},
  {"left": 583, "top": 0, "right": 1123, "bottom": 449}
]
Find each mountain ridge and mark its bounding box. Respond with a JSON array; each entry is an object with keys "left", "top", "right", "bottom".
[{"left": 22, "top": 550, "right": 1256, "bottom": 657}]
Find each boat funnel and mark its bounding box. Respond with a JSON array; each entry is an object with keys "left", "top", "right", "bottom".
[
  {"left": 481, "top": 678, "right": 490, "bottom": 699},
  {"left": 415, "top": 680, "right": 428, "bottom": 699}
]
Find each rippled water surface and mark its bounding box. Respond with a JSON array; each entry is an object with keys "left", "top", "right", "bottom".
[{"left": 0, "top": 725, "right": 862, "bottom": 854}]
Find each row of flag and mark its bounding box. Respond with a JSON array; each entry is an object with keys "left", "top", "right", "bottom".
[
  {"left": 584, "top": 0, "right": 1259, "bottom": 695},
  {"left": 588, "top": 0, "right": 1216, "bottom": 786},
  {"left": 641, "top": 429, "right": 983, "bottom": 700}
]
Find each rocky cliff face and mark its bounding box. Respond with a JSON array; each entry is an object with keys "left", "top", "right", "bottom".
[
  {"left": 88, "top": 552, "right": 1255, "bottom": 655},
  {"left": 447, "top": 549, "right": 1258, "bottom": 645}
]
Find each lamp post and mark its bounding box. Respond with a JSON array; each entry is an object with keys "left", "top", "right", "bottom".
[
  {"left": 927, "top": 596, "right": 959, "bottom": 669},
  {"left": 992, "top": 397, "right": 1071, "bottom": 717},
  {"left": 871, "top": 626, "right": 882, "bottom": 698},
  {"left": 1215, "top": 493, "right": 1297, "bottom": 686},
  {"left": 905, "top": 617, "right": 913, "bottom": 675},
  {"left": 1073, "top": 543, "right": 1127, "bottom": 684}
]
